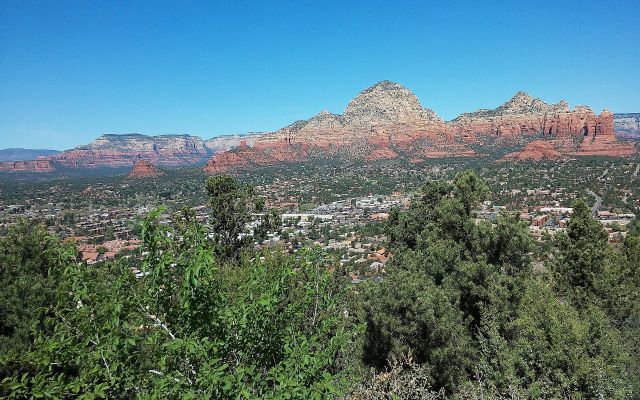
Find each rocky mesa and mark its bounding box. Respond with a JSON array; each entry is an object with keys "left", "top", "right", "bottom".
[{"left": 50, "top": 134, "right": 210, "bottom": 169}]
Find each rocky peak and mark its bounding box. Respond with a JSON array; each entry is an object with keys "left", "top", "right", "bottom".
[
  {"left": 343, "top": 80, "right": 441, "bottom": 126},
  {"left": 557, "top": 99, "right": 570, "bottom": 111},
  {"left": 499, "top": 91, "right": 573, "bottom": 115},
  {"left": 503, "top": 91, "right": 534, "bottom": 110},
  {"left": 499, "top": 91, "right": 548, "bottom": 114},
  {"left": 311, "top": 110, "right": 343, "bottom": 122},
  {"left": 455, "top": 92, "right": 572, "bottom": 120},
  {"left": 574, "top": 105, "right": 593, "bottom": 113}
]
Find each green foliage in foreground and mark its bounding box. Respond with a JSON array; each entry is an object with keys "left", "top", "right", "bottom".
[
  {"left": 0, "top": 223, "right": 77, "bottom": 356},
  {"left": 1, "top": 172, "right": 639, "bottom": 399},
  {"left": 359, "top": 170, "right": 638, "bottom": 398},
  {"left": 1, "top": 208, "right": 352, "bottom": 398}
]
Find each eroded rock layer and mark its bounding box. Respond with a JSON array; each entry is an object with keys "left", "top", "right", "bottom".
[
  {"left": 0, "top": 159, "right": 55, "bottom": 173},
  {"left": 205, "top": 82, "right": 636, "bottom": 173},
  {"left": 614, "top": 113, "right": 640, "bottom": 140},
  {"left": 3, "top": 82, "right": 636, "bottom": 174},
  {"left": 503, "top": 140, "right": 563, "bottom": 161},
  {"left": 50, "top": 134, "right": 209, "bottom": 169}
]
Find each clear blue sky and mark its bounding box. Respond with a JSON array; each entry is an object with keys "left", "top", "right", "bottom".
[{"left": 1, "top": 0, "right": 639, "bottom": 150}]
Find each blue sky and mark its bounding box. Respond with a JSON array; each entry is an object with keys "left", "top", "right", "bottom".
[{"left": 1, "top": 0, "right": 639, "bottom": 150}]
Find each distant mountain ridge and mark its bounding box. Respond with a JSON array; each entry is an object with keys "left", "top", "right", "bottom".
[
  {"left": 0, "top": 148, "right": 60, "bottom": 161},
  {"left": 0, "top": 132, "right": 268, "bottom": 173},
  {"left": 1, "top": 81, "right": 638, "bottom": 174},
  {"left": 76, "top": 133, "right": 203, "bottom": 151},
  {"left": 614, "top": 113, "right": 640, "bottom": 140}
]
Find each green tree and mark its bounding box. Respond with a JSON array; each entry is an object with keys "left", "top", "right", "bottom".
[
  {"left": 1, "top": 209, "right": 352, "bottom": 399},
  {"left": 254, "top": 208, "right": 282, "bottom": 243},
  {"left": 206, "top": 175, "right": 253, "bottom": 260},
  {"left": 475, "top": 280, "right": 632, "bottom": 398},
  {"left": 361, "top": 172, "right": 635, "bottom": 397},
  {"left": 549, "top": 199, "right": 611, "bottom": 308},
  {"left": 628, "top": 217, "right": 640, "bottom": 236},
  {"left": 0, "top": 221, "right": 77, "bottom": 357}
]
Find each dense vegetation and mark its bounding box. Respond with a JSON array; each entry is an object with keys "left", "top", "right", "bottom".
[{"left": 1, "top": 171, "right": 639, "bottom": 398}]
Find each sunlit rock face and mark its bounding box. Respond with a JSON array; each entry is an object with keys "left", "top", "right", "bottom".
[
  {"left": 51, "top": 134, "right": 210, "bottom": 169},
  {"left": 206, "top": 80, "right": 476, "bottom": 173},
  {"left": 615, "top": 113, "right": 640, "bottom": 140},
  {"left": 205, "top": 82, "right": 636, "bottom": 173},
  {"left": 0, "top": 159, "right": 55, "bottom": 173},
  {"left": 4, "top": 83, "right": 636, "bottom": 175}
]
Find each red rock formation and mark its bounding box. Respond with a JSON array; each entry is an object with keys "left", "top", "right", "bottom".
[
  {"left": 502, "top": 110, "right": 636, "bottom": 160},
  {"left": 49, "top": 134, "right": 209, "bottom": 169},
  {"left": 51, "top": 148, "right": 207, "bottom": 169},
  {"left": 127, "top": 160, "right": 164, "bottom": 178},
  {"left": 203, "top": 83, "right": 626, "bottom": 173},
  {"left": 0, "top": 160, "right": 55, "bottom": 173},
  {"left": 502, "top": 140, "right": 564, "bottom": 161},
  {"left": 5, "top": 82, "right": 634, "bottom": 175},
  {"left": 365, "top": 148, "right": 398, "bottom": 161},
  {"left": 204, "top": 81, "right": 478, "bottom": 173},
  {"left": 204, "top": 151, "right": 252, "bottom": 173},
  {"left": 570, "top": 110, "right": 636, "bottom": 157}
]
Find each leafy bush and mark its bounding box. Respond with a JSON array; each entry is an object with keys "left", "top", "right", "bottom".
[{"left": 1, "top": 208, "right": 353, "bottom": 398}]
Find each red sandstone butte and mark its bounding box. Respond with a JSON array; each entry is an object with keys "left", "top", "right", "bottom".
[
  {"left": 127, "top": 160, "right": 164, "bottom": 179},
  {"left": 503, "top": 140, "right": 564, "bottom": 161},
  {"left": 569, "top": 110, "right": 636, "bottom": 157}
]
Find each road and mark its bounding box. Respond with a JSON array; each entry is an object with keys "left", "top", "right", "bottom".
[
  {"left": 599, "top": 167, "right": 610, "bottom": 180},
  {"left": 586, "top": 189, "right": 602, "bottom": 216}
]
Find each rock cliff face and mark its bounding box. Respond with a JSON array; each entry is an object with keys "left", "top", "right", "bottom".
[
  {"left": 497, "top": 109, "right": 636, "bottom": 160},
  {"left": 204, "top": 133, "right": 264, "bottom": 154},
  {"left": 451, "top": 92, "right": 618, "bottom": 141},
  {"left": 614, "top": 113, "right": 640, "bottom": 140},
  {"left": 127, "top": 160, "right": 164, "bottom": 179},
  {"left": 343, "top": 80, "right": 442, "bottom": 126},
  {"left": 51, "top": 134, "right": 209, "bottom": 169},
  {"left": 0, "top": 159, "right": 55, "bottom": 173},
  {"left": 205, "top": 81, "right": 475, "bottom": 173},
  {"left": 205, "top": 82, "right": 636, "bottom": 173}
]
